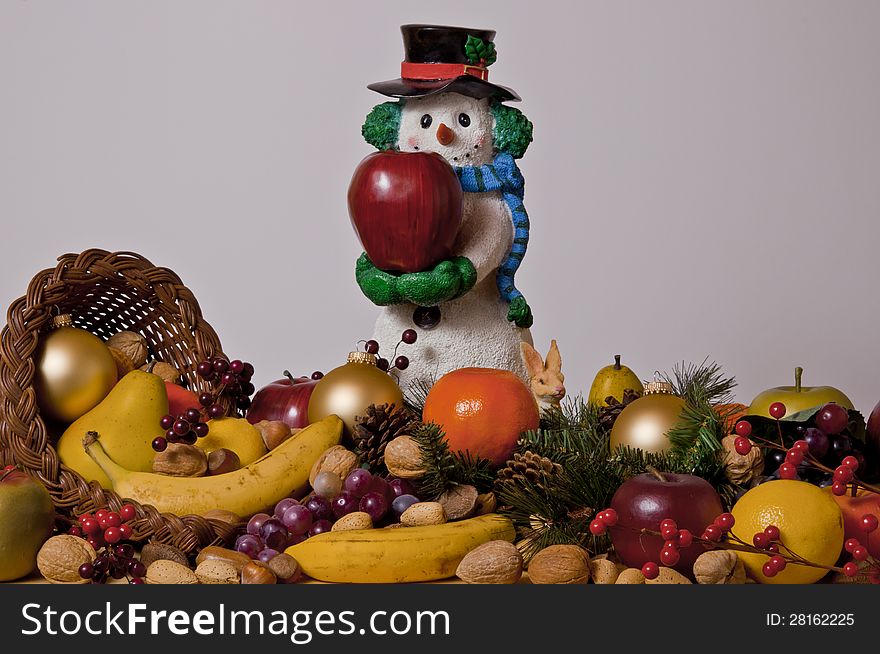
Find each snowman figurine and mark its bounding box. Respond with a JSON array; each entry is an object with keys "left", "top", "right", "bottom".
[{"left": 355, "top": 24, "right": 535, "bottom": 389}]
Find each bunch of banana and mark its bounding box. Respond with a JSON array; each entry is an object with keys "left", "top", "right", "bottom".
[
  {"left": 82, "top": 415, "right": 343, "bottom": 517},
  {"left": 286, "top": 513, "right": 515, "bottom": 583}
]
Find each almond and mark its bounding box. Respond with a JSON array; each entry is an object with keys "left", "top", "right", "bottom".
[
  {"left": 589, "top": 557, "right": 620, "bottom": 584},
  {"left": 145, "top": 559, "right": 199, "bottom": 585},
  {"left": 615, "top": 567, "right": 646, "bottom": 584},
  {"left": 645, "top": 566, "right": 692, "bottom": 585},
  {"left": 195, "top": 559, "right": 239, "bottom": 584},
  {"left": 331, "top": 511, "right": 373, "bottom": 531},
  {"left": 400, "top": 501, "right": 446, "bottom": 526},
  {"left": 456, "top": 540, "right": 523, "bottom": 584}
]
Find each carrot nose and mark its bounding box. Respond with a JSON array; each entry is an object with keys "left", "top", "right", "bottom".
[{"left": 436, "top": 123, "right": 454, "bottom": 146}]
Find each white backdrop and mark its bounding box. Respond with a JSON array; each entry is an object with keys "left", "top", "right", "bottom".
[{"left": 2, "top": 1, "right": 879, "bottom": 412}]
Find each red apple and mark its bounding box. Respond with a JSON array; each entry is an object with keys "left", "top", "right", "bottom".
[
  {"left": 609, "top": 471, "right": 723, "bottom": 575},
  {"left": 830, "top": 488, "right": 880, "bottom": 560},
  {"left": 246, "top": 372, "right": 318, "bottom": 429},
  {"left": 165, "top": 381, "right": 199, "bottom": 418},
  {"left": 866, "top": 400, "right": 880, "bottom": 472},
  {"left": 348, "top": 150, "right": 463, "bottom": 273},
  {"left": 0, "top": 466, "right": 55, "bottom": 581}
]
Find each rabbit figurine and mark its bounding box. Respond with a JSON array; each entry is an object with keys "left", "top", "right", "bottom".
[{"left": 520, "top": 340, "right": 565, "bottom": 413}]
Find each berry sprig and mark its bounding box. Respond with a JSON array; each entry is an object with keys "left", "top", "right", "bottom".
[
  {"left": 589, "top": 507, "right": 880, "bottom": 583},
  {"left": 68, "top": 506, "right": 146, "bottom": 584},
  {"left": 733, "top": 403, "right": 880, "bottom": 496},
  {"left": 152, "top": 356, "right": 256, "bottom": 452},
  {"left": 361, "top": 329, "right": 418, "bottom": 374}
]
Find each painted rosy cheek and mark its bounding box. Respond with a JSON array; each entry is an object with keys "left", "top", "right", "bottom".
[
  {"left": 476, "top": 132, "right": 487, "bottom": 145},
  {"left": 406, "top": 136, "right": 418, "bottom": 148}
]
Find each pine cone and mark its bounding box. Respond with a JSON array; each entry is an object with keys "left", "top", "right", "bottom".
[
  {"left": 495, "top": 451, "right": 563, "bottom": 491},
  {"left": 352, "top": 403, "right": 419, "bottom": 473},
  {"left": 598, "top": 388, "right": 642, "bottom": 431}
]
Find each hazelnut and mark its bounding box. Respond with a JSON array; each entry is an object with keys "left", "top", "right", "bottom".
[
  {"left": 438, "top": 484, "right": 478, "bottom": 521},
  {"left": 255, "top": 420, "right": 294, "bottom": 451},
  {"left": 37, "top": 535, "right": 97, "bottom": 584},
  {"left": 267, "top": 553, "right": 302, "bottom": 584},
  {"left": 241, "top": 561, "right": 277, "bottom": 584},
  {"left": 152, "top": 443, "right": 208, "bottom": 477},
  {"left": 139, "top": 543, "right": 189, "bottom": 569},
  {"left": 207, "top": 448, "right": 241, "bottom": 475}
]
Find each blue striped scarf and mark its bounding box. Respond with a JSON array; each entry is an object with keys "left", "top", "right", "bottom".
[{"left": 454, "top": 152, "right": 529, "bottom": 310}]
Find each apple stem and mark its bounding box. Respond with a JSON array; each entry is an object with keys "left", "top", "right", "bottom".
[
  {"left": 645, "top": 465, "right": 666, "bottom": 482},
  {"left": 614, "top": 354, "right": 621, "bottom": 370},
  {"left": 283, "top": 370, "right": 296, "bottom": 383},
  {"left": 795, "top": 366, "right": 803, "bottom": 393}
]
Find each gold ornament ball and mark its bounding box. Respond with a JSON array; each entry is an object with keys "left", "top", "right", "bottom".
[
  {"left": 34, "top": 318, "right": 118, "bottom": 423},
  {"left": 307, "top": 353, "right": 403, "bottom": 437},
  {"left": 609, "top": 393, "right": 685, "bottom": 454}
]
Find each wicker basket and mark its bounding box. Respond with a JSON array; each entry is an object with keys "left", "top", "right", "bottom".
[{"left": 0, "top": 249, "right": 237, "bottom": 553}]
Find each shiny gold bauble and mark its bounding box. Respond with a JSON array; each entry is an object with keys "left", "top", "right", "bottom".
[
  {"left": 609, "top": 381, "right": 685, "bottom": 454},
  {"left": 307, "top": 352, "right": 404, "bottom": 437},
  {"left": 34, "top": 315, "right": 118, "bottom": 423}
]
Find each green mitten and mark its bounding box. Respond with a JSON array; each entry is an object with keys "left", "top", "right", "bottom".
[
  {"left": 396, "top": 257, "right": 477, "bottom": 306},
  {"left": 355, "top": 253, "right": 403, "bottom": 306},
  {"left": 507, "top": 296, "right": 534, "bottom": 328}
]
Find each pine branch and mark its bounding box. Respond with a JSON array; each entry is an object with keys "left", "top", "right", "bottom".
[
  {"left": 663, "top": 358, "right": 736, "bottom": 407},
  {"left": 403, "top": 376, "right": 435, "bottom": 416},
  {"left": 413, "top": 422, "right": 494, "bottom": 499}
]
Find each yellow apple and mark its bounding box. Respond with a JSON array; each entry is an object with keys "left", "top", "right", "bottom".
[{"left": 749, "top": 367, "right": 853, "bottom": 419}]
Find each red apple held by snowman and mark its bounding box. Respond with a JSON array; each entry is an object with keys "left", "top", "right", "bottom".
[
  {"left": 348, "top": 150, "right": 463, "bottom": 273},
  {"left": 609, "top": 469, "right": 723, "bottom": 575},
  {"left": 246, "top": 372, "right": 320, "bottom": 429}
]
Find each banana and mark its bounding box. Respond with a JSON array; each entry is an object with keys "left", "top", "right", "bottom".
[
  {"left": 82, "top": 415, "right": 343, "bottom": 517},
  {"left": 286, "top": 513, "right": 515, "bottom": 583}
]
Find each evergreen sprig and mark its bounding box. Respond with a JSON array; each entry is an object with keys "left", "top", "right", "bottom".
[{"left": 412, "top": 422, "right": 495, "bottom": 499}]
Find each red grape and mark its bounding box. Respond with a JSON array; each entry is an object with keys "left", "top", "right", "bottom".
[
  {"left": 247, "top": 512, "right": 271, "bottom": 536},
  {"left": 804, "top": 428, "right": 829, "bottom": 458},
  {"left": 360, "top": 491, "right": 388, "bottom": 521},
  {"left": 308, "top": 519, "right": 333, "bottom": 537},
  {"left": 235, "top": 534, "right": 262, "bottom": 559},
  {"left": 344, "top": 469, "right": 373, "bottom": 497},
  {"left": 331, "top": 492, "right": 359, "bottom": 519},
  {"left": 815, "top": 403, "right": 848, "bottom": 435},
  {"left": 282, "top": 504, "right": 313, "bottom": 536}
]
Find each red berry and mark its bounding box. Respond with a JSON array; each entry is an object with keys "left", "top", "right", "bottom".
[
  {"left": 660, "top": 545, "right": 680, "bottom": 567},
  {"left": 401, "top": 329, "right": 417, "bottom": 344},
  {"left": 841, "top": 455, "right": 860, "bottom": 471},
  {"left": 376, "top": 358, "right": 389, "bottom": 372},
  {"left": 753, "top": 532, "right": 771, "bottom": 549},
  {"left": 764, "top": 525, "right": 780, "bottom": 541},
  {"left": 734, "top": 437, "right": 752, "bottom": 456},
  {"left": 785, "top": 449, "right": 804, "bottom": 465},
  {"left": 68, "top": 526, "right": 82, "bottom": 537},
  {"left": 87, "top": 536, "right": 104, "bottom": 550},
  {"left": 762, "top": 561, "right": 778, "bottom": 578},
  {"left": 394, "top": 356, "right": 410, "bottom": 371},
  {"left": 860, "top": 514, "right": 879, "bottom": 533},
  {"left": 77, "top": 513, "right": 92, "bottom": 524},
  {"left": 704, "top": 525, "right": 723, "bottom": 542},
  {"left": 778, "top": 462, "right": 798, "bottom": 480},
  {"left": 641, "top": 562, "right": 659, "bottom": 580},
  {"left": 767, "top": 543, "right": 780, "bottom": 553},
  {"left": 104, "top": 512, "right": 121, "bottom": 527},
  {"left": 310, "top": 371, "right": 324, "bottom": 380},
  {"left": 844, "top": 538, "right": 861, "bottom": 553},
  {"left": 364, "top": 340, "right": 380, "bottom": 355},
  {"left": 599, "top": 509, "right": 618, "bottom": 526},
  {"left": 769, "top": 555, "right": 787, "bottom": 572},
  {"left": 82, "top": 517, "right": 101, "bottom": 536},
  {"left": 843, "top": 562, "right": 859, "bottom": 578},
  {"left": 661, "top": 525, "right": 679, "bottom": 541},
  {"left": 589, "top": 519, "right": 606, "bottom": 536},
  {"left": 659, "top": 518, "right": 677, "bottom": 532},
  {"left": 834, "top": 466, "right": 854, "bottom": 483},
  {"left": 793, "top": 439, "right": 810, "bottom": 454},
  {"left": 677, "top": 529, "right": 693, "bottom": 548},
  {"left": 119, "top": 524, "right": 132, "bottom": 539},
  {"left": 734, "top": 420, "right": 752, "bottom": 437},
  {"left": 95, "top": 509, "right": 108, "bottom": 519},
  {"left": 104, "top": 527, "right": 121, "bottom": 544},
  {"left": 851, "top": 545, "right": 869, "bottom": 561},
  {"left": 714, "top": 513, "right": 735, "bottom": 532},
  {"left": 769, "top": 402, "right": 787, "bottom": 419},
  {"left": 119, "top": 504, "right": 136, "bottom": 522},
  {"left": 832, "top": 482, "right": 848, "bottom": 496}
]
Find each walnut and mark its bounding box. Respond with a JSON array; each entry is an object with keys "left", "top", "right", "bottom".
[
  {"left": 108, "top": 347, "right": 135, "bottom": 378},
  {"left": 528, "top": 545, "right": 590, "bottom": 584},
  {"left": 384, "top": 435, "right": 426, "bottom": 479},
  {"left": 721, "top": 434, "right": 764, "bottom": 485},
  {"left": 308, "top": 444, "right": 359, "bottom": 485},
  {"left": 106, "top": 331, "right": 149, "bottom": 368},
  {"left": 152, "top": 443, "right": 207, "bottom": 477},
  {"left": 141, "top": 361, "right": 182, "bottom": 383},
  {"left": 36, "top": 535, "right": 96, "bottom": 584},
  {"left": 438, "top": 484, "right": 478, "bottom": 521},
  {"left": 694, "top": 550, "right": 747, "bottom": 584},
  {"left": 456, "top": 540, "right": 523, "bottom": 584}
]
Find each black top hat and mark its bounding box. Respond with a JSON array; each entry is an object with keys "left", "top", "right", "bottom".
[{"left": 367, "top": 24, "right": 520, "bottom": 102}]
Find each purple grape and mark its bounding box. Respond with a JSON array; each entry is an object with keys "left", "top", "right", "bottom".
[
  {"left": 260, "top": 518, "right": 289, "bottom": 550},
  {"left": 832, "top": 435, "right": 852, "bottom": 459},
  {"left": 815, "top": 403, "right": 848, "bottom": 435},
  {"left": 286, "top": 533, "right": 307, "bottom": 548},
  {"left": 308, "top": 519, "right": 332, "bottom": 537},
  {"left": 306, "top": 494, "right": 334, "bottom": 521},
  {"left": 389, "top": 478, "right": 416, "bottom": 498},
  {"left": 331, "top": 492, "right": 359, "bottom": 519},
  {"left": 274, "top": 497, "right": 299, "bottom": 519},
  {"left": 359, "top": 491, "right": 388, "bottom": 521},
  {"left": 368, "top": 476, "right": 393, "bottom": 503},
  {"left": 257, "top": 548, "right": 280, "bottom": 563},
  {"left": 247, "top": 512, "right": 271, "bottom": 536},
  {"left": 344, "top": 468, "right": 373, "bottom": 497},
  {"left": 804, "top": 428, "right": 829, "bottom": 458},
  {"left": 391, "top": 494, "right": 419, "bottom": 516},
  {"left": 282, "top": 504, "right": 313, "bottom": 536},
  {"left": 235, "top": 534, "right": 263, "bottom": 559}
]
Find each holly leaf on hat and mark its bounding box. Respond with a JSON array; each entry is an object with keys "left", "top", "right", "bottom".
[{"left": 465, "top": 35, "right": 497, "bottom": 67}]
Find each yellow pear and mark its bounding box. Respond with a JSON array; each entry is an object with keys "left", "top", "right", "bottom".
[
  {"left": 57, "top": 370, "right": 168, "bottom": 489},
  {"left": 197, "top": 417, "right": 267, "bottom": 466},
  {"left": 588, "top": 354, "right": 644, "bottom": 407}
]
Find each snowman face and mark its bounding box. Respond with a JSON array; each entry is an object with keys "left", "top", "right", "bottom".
[{"left": 398, "top": 93, "right": 494, "bottom": 166}]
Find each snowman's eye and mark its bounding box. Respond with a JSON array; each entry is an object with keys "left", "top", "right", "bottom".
[
  {"left": 458, "top": 113, "right": 471, "bottom": 127},
  {"left": 420, "top": 114, "right": 433, "bottom": 129}
]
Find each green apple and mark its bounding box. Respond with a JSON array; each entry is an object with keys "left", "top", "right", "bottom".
[
  {"left": 0, "top": 466, "right": 55, "bottom": 581},
  {"left": 748, "top": 367, "right": 853, "bottom": 419}
]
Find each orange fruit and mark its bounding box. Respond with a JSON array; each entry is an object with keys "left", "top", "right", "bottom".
[{"left": 423, "top": 367, "right": 539, "bottom": 466}]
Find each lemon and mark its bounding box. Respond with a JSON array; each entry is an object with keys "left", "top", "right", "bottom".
[
  {"left": 731, "top": 480, "right": 843, "bottom": 584},
  {"left": 198, "top": 417, "right": 267, "bottom": 466}
]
